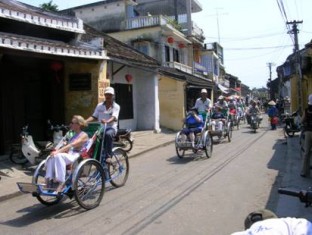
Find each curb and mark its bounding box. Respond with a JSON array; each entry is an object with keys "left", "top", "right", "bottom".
[{"left": 0, "top": 140, "right": 175, "bottom": 203}]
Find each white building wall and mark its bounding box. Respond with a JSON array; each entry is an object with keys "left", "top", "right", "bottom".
[{"left": 109, "top": 66, "right": 158, "bottom": 131}]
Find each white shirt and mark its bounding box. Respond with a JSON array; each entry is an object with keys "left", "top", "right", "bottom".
[
  {"left": 231, "top": 218, "right": 312, "bottom": 235},
  {"left": 92, "top": 101, "right": 120, "bottom": 131},
  {"left": 194, "top": 98, "right": 212, "bottom": 113}
]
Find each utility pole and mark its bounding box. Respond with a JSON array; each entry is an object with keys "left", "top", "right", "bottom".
[
  {"left": 267, "top": 62, "right": 275, "bottom": 100},
  {"left": 287, "top": 20, "right": 303, "bottom": 114}
]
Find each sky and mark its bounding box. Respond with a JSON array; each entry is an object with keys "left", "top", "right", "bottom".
[{"left": 19, "top": 0, "right": 312, "bottom": 89}]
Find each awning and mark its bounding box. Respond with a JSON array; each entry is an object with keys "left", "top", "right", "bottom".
[{"left": 217, "top": 84, "right": 229, "bottom": 94}]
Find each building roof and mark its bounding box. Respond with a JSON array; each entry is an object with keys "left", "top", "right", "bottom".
[
  {"left": 159, "top": 67, "right": 214, "bottom": 88},
  {"left": 82, "top": 24, "right": 160, "bottom": 70},
  {"left": 0, "top": 0, "right": 85, "bottom": 33},
  {"left": 0, "top": 31, "right": 107, "bottom": 60}
]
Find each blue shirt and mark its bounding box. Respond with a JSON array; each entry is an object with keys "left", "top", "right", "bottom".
[{"left": 185, "top": 114, "right": 204, "bottom": 128}]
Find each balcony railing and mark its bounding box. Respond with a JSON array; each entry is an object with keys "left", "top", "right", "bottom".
[
  {"left": 124, "top": 15, "right": 170, "bottom": 30},
  {"left": 164, "top": 61, "right": 193, "bottom": 74}
]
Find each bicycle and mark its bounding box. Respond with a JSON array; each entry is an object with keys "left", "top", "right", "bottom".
[{"left": 17, "top": 124, "right": 129, "bottom": 210}]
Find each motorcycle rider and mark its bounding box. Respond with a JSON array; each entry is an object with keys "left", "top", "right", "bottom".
[
  {"left": 86, "top": 87, "right": 120, "bottom": 164},
  {"left": 246, "top": 100, "right": 260, "bottom": 124},
  {"left": 194, "top": 88, "right": 212, "bottom": 121}
]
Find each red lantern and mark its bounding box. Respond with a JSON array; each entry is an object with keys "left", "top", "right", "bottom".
[
  {"left": 125, "top": 74, "right": 133, "bottom": 83},
  {"left": 178, "top": 43, "right": 185, "bottom": 48},
  {"left": 50, "top": 61, "right": 63, "bottom": 83},
  {"left": 167, "top": 36, "right": 174, "bottom": 44}
]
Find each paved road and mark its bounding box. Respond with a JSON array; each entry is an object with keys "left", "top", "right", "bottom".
[{"left": 0, "top": 124, "right": 295, "bottom": 235}]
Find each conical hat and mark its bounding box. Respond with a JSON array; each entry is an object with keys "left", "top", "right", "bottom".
[{"left": 268, "top": 100, "right": 276, "bottom": 105}]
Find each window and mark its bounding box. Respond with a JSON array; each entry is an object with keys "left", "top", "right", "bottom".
[
  {"left": 112, "top": 84, "right": 133, "bottom": 120},
  {"left": 173, "top": 48, "right": 179, "bottom": 62},
  {"left": 165, "top": 45, "right": 170, "bottom": 62}
]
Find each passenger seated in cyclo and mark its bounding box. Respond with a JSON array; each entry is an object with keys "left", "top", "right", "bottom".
[
  {"left": 228, "top": 106, "right": 237, "bottom": 122},
  {"left": 180, "top": 107, "right": 204, "bottom": 148},
  {"left": 210, "top": 106, "right": 226, "bottom": 132},
  {"left": 215, "top": 95, "right": 229, "bottom": 118},
  {"left": 44, "top": 115, "right": 89, "bottom": 194}
]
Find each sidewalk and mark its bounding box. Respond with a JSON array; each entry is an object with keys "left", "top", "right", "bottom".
[{"left": 0, "top": 129, "right": 176, "bottom": 202}]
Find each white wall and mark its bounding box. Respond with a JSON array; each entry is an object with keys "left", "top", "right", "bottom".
[{"left": 109, "top": 65, "right": 158, "bottom": 131}]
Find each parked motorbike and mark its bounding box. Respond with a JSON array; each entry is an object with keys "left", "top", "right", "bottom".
[
  {"left": 9, "top": 121, "right": 68, "bottom": 165},
  {"left": 113, "top": 129, "right": 134, "bottom": 152},
  {"left": 283, "top": 110, "right": 301, "bottom": 137}
]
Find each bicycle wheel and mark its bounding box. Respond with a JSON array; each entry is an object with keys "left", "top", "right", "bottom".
[
  {"left": 203, "top": 132, "right": 213, "bottom": 158},
  {"left": 9, "top": 145, "right": 28, "bottom": 165},
  {"left": 109, "top": 148, "right": 129, "bottom": 188},
  {"left": 227, "top": 124, "right": 233, "bottom": 142},
  {"left": 33, "top": 161, "right": 62, "bottom": 206},
  {"left": 74, "top": 159, "right": 105, "bottom": 210}
]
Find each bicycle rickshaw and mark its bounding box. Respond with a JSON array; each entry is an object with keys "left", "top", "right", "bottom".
[
  {"left": 175, "top": 111, "right": 213, "bottom": 159},
  {"left": 17, "top": 123, "right": 129, "bottom": 210},
  {"left": 207, "top": 110, "right": 233, "bottom": 143}
]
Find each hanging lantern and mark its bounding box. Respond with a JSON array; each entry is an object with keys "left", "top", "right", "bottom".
[
  {"left": 125, "top": 74, "right": 133, "bottom": 83},
  {"left": 167, "top": 36, "right": 174, "bottom": 44},
  {"left": 50, "top": 61, "right": 63, "bottom": 83},
  {"left": 178, "top": 43, "right": 185, "bottom": 48}
]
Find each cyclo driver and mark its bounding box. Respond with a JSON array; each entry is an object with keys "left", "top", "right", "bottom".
[{"left": 194, "top": 88, "right": 212, "bottom": 122}]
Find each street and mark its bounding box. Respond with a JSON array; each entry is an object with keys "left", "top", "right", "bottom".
[{"left": 0, "top": 123, "right": 298, "bottom": 235}]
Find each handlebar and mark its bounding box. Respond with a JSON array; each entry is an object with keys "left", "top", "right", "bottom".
[
  {"left": 47, "top": 120, "right": 68, "bottom": 131},
  {"left": 278, "top": 188, "right": 312, "bottom": 207}
]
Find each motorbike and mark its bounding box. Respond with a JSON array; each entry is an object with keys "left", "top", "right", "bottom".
[
  {"left": 283, "top": 110, "right": 301, "bottom": 137},
  {"left": 10, "top": 121, "right": 68, "bottom": 165},
  {"left": 113, "top": 129, "right": 134, "bottom": 152},
  {"left": 250, "top": 114, "right": 262, "bottom": 133}
]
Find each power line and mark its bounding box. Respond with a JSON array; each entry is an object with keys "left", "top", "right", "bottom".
[{"left": 225, "top": 45, "right": 293, "bottom": 50}]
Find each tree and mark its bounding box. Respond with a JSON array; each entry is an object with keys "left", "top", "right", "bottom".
[{"left": 40, "top": 1, "right": 59, "bottom": 12}]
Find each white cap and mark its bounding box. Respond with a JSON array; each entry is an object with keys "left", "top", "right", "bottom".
[
  {"left": 309, "top": 94, "right": 312, "bottom": 105},
  {"left": 104, "top": 87, "right": 115, "bottom": 95},
  {"left": 201, "top": 88, "right": 207, "bottom": 93},
  {"left": 218, "top": 95, "right": 224, "bottom": 100}
]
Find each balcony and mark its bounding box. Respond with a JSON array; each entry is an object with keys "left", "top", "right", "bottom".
[
  {"left": 124, "top": 15, "right": 171, "bottom": 30},
  {"left": 164, "top": 61, "right": 193, "bottom": 74}
]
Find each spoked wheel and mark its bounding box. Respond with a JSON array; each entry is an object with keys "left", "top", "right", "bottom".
[
  {"left": 109, "top": 148, "right": 129, "bottom": 188},
  {"left": 74, "top": 159, "right": 105, "bottom": 210},
  {"left": 176, "top": 146, "right": 185, "bottom": 158},
  {"left": 227, "top": 125, "right": 233, "bottom": 142},
  {"left": 9, "top": 145, "right": 28, "bottom": 165},
  {"left": 33, "top": 161, "right": 62, "bottom": 206},
  {"left": 204, "top": 133, "right": 213, "bottom": 158},
  {"left": 175, "top": 131, "right": 185, "bottom": 158}
]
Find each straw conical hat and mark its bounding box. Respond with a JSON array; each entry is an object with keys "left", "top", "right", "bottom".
[{"left": 268, "top": 100, "right": 276, "bottom": 106}]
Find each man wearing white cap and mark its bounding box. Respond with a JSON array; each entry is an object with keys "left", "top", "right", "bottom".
[
  {"left": 194, "top": 88, "right": 212, "bottom": 121},
  {"left": 86, "top": 86, "right": 120, "bottom": 164}
]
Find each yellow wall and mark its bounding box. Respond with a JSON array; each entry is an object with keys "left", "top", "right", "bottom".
[
  {"left": 64, "top": 60, "right": 108, "bottom": 122},
  {"left": 159, "top": 76, "right": 185, "bottom": 130}
]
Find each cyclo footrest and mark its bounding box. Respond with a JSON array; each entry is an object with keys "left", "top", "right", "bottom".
[{"left": 16, "top": 182, "right": 40, "bottom": 194}]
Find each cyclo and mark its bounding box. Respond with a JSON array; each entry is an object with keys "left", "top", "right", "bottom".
[
  {"left": 207, "top": 106, "right": 233, "bottom": 142},
  {"left": 17, "top": 123, "right": 129, "bottom": 210},
  {"left": 175, "top": 108, "right": 213, "bottom": 158}
]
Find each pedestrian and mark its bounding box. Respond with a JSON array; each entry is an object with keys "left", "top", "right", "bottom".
[
  {"left": 300, "top": 94, "right": 312, "bottom": 178},
  {"left": 194, "top": 88, "right": 212, "bottom": 121},
  {"left": 231, "top": 209, "right": 312, "bottom": 235},
  {"left": 267, "top": 100, "right": 278, "bottom": 130},
  {"left": 86, "top": 86, "right": 120, "bottom": 164}
]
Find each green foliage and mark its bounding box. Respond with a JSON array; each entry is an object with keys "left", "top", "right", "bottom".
[
  {"left": 39, "top": 0, "right": 59, "bottom": 12},
  {"left": 166, "top": 18, "right": 182, "bottom": 31}
]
